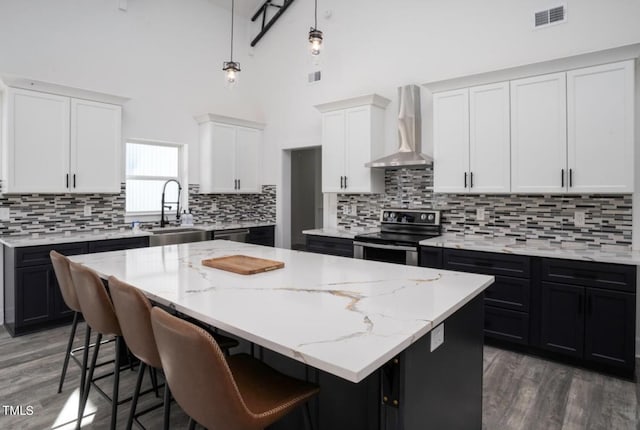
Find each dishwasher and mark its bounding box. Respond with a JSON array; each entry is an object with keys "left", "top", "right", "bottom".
[{"left": 213, "top": 228, "right": 250, "bottom": 243}]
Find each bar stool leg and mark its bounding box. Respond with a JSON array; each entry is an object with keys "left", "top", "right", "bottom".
[
  {"left": 149, "top": 366, "right": 159, "bottom": 397},
  {"left": 303, "top": 402, "right": 314, "bottom": 430},
  {"left": 77, "top": 332, "right": 102, "bottom": 430},
  {"left": 163, "top": 383, "right": 171, "bottom": 430},
  {"left": 110, "top": 337, "right": 121, "bottom": 430},
  {"left": 78, "top": 325, "right": 92, "bottom": 417},
  {"left": 188, "top": 418, "right": 197, "bottom": 430},
  {"left": 58, "top": 312, "right": 79, "bottom": 393},
  {"left": 126, "top": 362, "right": 146, "bottom": 430}
]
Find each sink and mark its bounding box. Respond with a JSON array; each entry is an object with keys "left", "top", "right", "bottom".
[{"left": 148, "top": 227, "right": 209, "bottom": 247}]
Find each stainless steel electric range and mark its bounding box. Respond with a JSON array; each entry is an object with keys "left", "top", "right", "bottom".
[{"left": 353, "top": 209, "right": 441, "bottom": 266}]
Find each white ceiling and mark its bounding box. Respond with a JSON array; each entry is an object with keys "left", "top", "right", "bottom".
[{"left": 208, "top": 0, "right": 266, "bottom": 18}]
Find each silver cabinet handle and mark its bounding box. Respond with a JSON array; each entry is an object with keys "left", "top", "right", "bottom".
[{"left": 353, "top": 241, "right": 416, "bottom": 252}]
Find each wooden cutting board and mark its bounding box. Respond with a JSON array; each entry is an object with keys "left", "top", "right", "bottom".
[{"left": 202, "top": 255, "right": 285, "bottom": 275}]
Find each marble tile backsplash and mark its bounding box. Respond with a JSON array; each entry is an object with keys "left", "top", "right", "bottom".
[
  {"left": 0, "top": 181, "right": 276, "bottom": 236},
  {"left": 337, "top": 166, "right": 633, "bottom": 247}
]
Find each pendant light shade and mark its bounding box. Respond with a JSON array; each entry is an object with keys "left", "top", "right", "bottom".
[
  {"left": 223, "top": 0, "right": 240, "bottom": 86},
  {"left": 309, "top": 0, "right": 323, "bottom": 55}
]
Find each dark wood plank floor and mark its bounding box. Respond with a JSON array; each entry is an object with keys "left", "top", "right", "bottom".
[{"left": 0, "top": 323, "right": 638, "bottom": 429}]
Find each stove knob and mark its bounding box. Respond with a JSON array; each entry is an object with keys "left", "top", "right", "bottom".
[
  {"left": 420, "top": 214, "right": 427, "bottom": 221},
  {"left": 428, "top": 213, "right": 435, "bottom": 222},
  {"left": 390, "top": 212, "right": 396, "bottom": 219},
  {"left": 383, "top": 211, "right": 389, "bottom": 220}
]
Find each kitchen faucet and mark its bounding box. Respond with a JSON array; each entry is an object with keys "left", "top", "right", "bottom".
[{"left": 160, "top": 179, "right": 182, "bottom": 227}]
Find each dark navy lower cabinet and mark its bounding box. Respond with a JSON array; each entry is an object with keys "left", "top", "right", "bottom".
[
  {"left": 4, "top": 236, "right": 150, "bottom": 337},
  {"left": 540, "top": 282, "right": 585, "bottom": 359},
  {"left": 421, "top": 246, "right": 637, "bottom": 378},
  {"left": 247, "top": 226, "right": 275, "bottom": 247},
  {"left": 305, "top": 235, "right": 354, "bottom": 258}
]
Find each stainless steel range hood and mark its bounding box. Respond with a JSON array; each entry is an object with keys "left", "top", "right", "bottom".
[{"left": 365, "top": 85, "right": 432, "bottom": 169}]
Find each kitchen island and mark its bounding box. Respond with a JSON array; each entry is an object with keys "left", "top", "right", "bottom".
[{"left": 71, "top": 240, "right": 494, "bottom": 430}]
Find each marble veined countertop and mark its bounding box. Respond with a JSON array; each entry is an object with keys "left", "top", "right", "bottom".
[
  {"left": 70, "top": 240, "right": 493, "bottom": 383},
  {"left": 302, "top": 228, "right": 379, "bottom": 239},
  {"left": 420, "top": 234, "right": 640, "bottom": 266},
  {"left": 0, "top": 229, "right": 153, "bottom": 248},
  {"left": 0, "top": 222, "right": 275, "bottom": 248}
]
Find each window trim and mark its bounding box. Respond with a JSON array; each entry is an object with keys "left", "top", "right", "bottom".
[{"left": 124, "top": 138, "right": 188, "bottom": 221}]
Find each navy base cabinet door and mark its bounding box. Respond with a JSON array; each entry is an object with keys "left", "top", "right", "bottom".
[{"left": 540, "top": 282, "right": 584, "bottom": 358}]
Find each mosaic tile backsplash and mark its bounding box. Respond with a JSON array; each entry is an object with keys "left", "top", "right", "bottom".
[
  {"left": 337, "top": 166, "right": 633, "bottom": 247},
  {"left": 0, "top": 181, "right": 276, "bottom": 236}
]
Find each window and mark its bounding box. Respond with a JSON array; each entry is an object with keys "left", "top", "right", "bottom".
[{"left": 125, "top": 140, "right": 185, "bottom": 214}]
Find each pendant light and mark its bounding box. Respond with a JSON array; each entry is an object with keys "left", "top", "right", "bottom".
[
  {"left": 308, "top": 0, "right": 323, "bottom": 55},
  {"left": 223, "top": 0, "right": 240, "bottom": 86}
]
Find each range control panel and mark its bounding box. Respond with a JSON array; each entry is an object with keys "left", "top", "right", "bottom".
[{"left": 380, "top": 209, "right": 440, "bottom": 226}]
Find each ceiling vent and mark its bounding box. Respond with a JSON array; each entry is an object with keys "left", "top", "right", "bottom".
[
  {"left": 308, "top": 70, "right": 322, "bottom": 84},
  {"left": 534, "top": 5, "right": 566, "bottom": 28}
]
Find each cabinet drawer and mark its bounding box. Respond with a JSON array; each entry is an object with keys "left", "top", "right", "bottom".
[
  {"left": 542, "top": 258, "right": 636, "bottom": 292},
  {"left": 88, "top": 237, "right": 149, "bottom": 253},
  {"left": 15, "top": 242, "right": 89, "bottom": 268},
  {"left": 305, "top": 236, "right": 353, "bottom": 258},
  {"left": 443, "top": 249, "right": 530, "bottom": 278},
  {"left": 484, "top": 306, "right": 529, "bottom": 345},
  {"left": 484, "top": 276, "right": 530, "bottom": 312}
]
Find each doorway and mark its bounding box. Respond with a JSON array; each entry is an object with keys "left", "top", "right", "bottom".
[{"left": 290, "top": 147, "right": 322, "bottom": 250}]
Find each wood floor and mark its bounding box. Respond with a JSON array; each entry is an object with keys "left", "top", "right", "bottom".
[{"left": 0, "top": 323, "right": 638, "bottom": 429}]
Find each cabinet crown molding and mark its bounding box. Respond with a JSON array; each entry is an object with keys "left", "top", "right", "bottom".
[
  {"left": 194, "top": 113, "right": 265, "bottom": 129},
  {"left": 0, "top": 75, "right": 129, "bottom": 105},
  {"left": 314, "top": 94, "right": 391, "bottom": 113}
]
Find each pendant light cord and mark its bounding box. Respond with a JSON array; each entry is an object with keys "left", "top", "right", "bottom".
[
  {"left": 314, "top": 0, "right": 318, "bottom": 29},
  {"left": 230, "top": 0, "right": 235, "bottom": 61}
]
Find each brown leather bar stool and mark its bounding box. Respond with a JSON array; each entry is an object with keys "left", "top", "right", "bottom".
[
  {"left": 50, "top": 251, "right": 83, "bottom": 394},
  {"left": 109, "top": 276, "right": 240, "bottom": 430},
  {"left": 151, "top": 307, "right": 320, "bottom": 430},
  {"left": 69, "top": 262, "right": 124, "bottom": 430}
]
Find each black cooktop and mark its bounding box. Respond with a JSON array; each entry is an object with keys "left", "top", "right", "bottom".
[{"left": 353, "top": 209, "right": 442, "bottom": 247}]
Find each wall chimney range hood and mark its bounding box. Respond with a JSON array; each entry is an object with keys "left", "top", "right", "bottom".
[{"left": 365, "top": 85, "right": 432, "bottom": 169}]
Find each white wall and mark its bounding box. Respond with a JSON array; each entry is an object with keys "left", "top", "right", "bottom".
[{"left": 0, "top": 0, "right": 262, "bottom": 182}]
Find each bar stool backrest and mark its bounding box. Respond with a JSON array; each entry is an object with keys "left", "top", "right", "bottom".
[
  {"left": 50, "top": 251, "right": 81, "bottom": 312},
  {"left": 109, "top": 276, "right": 162, "bottom": 369},
  {"left": 69, "top": 262, "right": 121, "bottom": 336}
]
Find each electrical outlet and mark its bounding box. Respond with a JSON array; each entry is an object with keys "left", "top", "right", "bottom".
[
  {"left": 430, "top": 323, "right": 445, "bottom": 352},
  {"left": 574, "top": 211, "right": 586, "bottom": 227},
  {"left": 476, "top": 207, "right": 485, "bottom": 221},
  {"left": 84, "top": 206, "right": 92, "bottom": 217},
  {"left": 211, "top": 202, "right": 218, "bottom": 211},
  {"left": 350, "top": 204, "right": 358, "bottom": 216},
  {"left": 0, "top": 207, "right": 9, "bottom": 221}
]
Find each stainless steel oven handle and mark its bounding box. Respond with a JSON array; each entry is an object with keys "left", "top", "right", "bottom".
[{"left": 352, "top": 241, "right": 417, "bottom": 252}]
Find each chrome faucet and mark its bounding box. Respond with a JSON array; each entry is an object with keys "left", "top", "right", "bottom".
[{"left": 160, "top": 179, "right": 182, "bottom": 228}]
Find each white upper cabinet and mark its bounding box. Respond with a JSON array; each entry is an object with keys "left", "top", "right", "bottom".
[
  {"left": 566, "top": 61, "right": 634, "bottom": 194},
  {"left": 434, "top": 82, "right": 510, "bottom": 194},
  {"left": 197, "top": 114, "right": 263, "bottom": 194},
  {"left": 315, "top": 94, "right": 389, "bottom": 194},
  {"left": 70, "top": 99, "right": 122, "bottom": 193},
  {"left": 469, "top": 82, "right": 511, "bottom": 194},
  {"left": 510, "top": 73, "right": 567, "bottom": 193},
  {"left": 433, "top": 88, "right": 469, "bottom": 193},
  {"left": 4, "top": 89, "right": 70, "bottom": 193},
  {"left": 2, "top": 87, "right": 122, "bottom": 194}
]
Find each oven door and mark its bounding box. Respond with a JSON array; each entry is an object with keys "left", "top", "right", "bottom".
[{"left": 353, "top": 241, "right": 418, "bottom": 266}]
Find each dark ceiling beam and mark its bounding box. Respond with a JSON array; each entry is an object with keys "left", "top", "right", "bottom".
[{"left": 250, "top": 0, "right": 296, "bottom": 47}]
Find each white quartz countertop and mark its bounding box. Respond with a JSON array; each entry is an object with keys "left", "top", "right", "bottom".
[
  {"left": 0, "top": 229, "right": 152, "bottom": 248},
  {"left": 70, "top": 240, "right": 493, "bottom": 383},
  {"left": 302, "top": 228, "right": 379, "bottom": 239},
  {"left": 0, "top": 222, "right": 275, "bottom": 248},
  {"left": 420, "top": 234, "right": 640, "bottom": 266}
]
